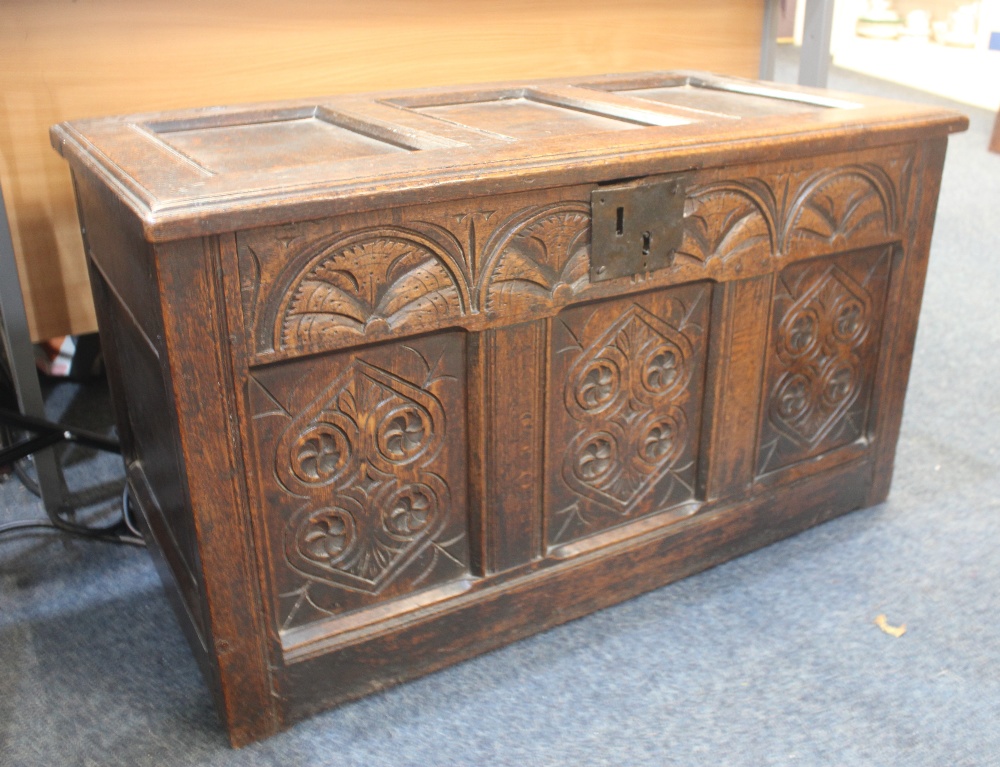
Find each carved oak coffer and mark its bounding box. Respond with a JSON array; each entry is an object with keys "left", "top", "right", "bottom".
[{"left": 51, "top": 73, "right": 966, "bottom": 746}]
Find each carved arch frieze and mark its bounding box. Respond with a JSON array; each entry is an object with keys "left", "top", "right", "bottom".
[
  {"left": 237, "top": 152, "right": 912, "bottom": 366},
  {"left": 477, "top": 201, "right": 591, "bottom": 316},
  {"left": 781, "top": 165, "right": 897, "bottom": 255},
  {"left": 273, "top": 226, "right": 470, "bottom": 354},
  {"left": 676, "top": 180, "right": 777, "bottom": 269}
]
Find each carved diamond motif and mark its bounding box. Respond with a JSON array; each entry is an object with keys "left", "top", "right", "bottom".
[
  {"left": 275, "top": 359, "right": 452, "bottom": 595},
  {"left": 757, "top": 248, "right": 891, "bottom": 477},
  {"left": 562, "top": 306, "right": 693, "bottom": 511},
  {"left": 770, "top": 266, "right": 870, "bottom": 445},
  {"left": 546, "top": 286, "right": 708, "bottom": 549}
]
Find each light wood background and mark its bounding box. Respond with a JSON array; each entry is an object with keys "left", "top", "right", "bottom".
[{"left": 0, "top": 0, "right": 764, "bottom": 341}]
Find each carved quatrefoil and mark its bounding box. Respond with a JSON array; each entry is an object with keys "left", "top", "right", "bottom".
[
  {"left": 770, "top": 266, "right": 872, "bottom": 445},
  {"left": 278, "top": 360, "right": 452, "bottom": 594},
  {"left": 562, "top": 305, "right": 693, "bottom": 512}
]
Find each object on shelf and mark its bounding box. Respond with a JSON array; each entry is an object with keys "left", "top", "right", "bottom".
[
  {"left": 857, "top": 0, "right": 903, "bottom": 39},
  {"left": 34, "top": 333, "right": 103, "bottom": 380},
  {"left": 900, "top": 10, "right": 932, "bottom": 41},
  {"left": 933, "top": 2, "right": 981, "bottom": 47}
]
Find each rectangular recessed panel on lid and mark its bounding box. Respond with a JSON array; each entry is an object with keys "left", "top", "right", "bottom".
[
  {"left": 153, "top": 115, "right": 409, "bottom": 175},
  {"left": 621, "top": 84, "right": 832, "bottom": 117},
  {"left": 50, "top": 71, "right": 963, "bottom": 242},
  {"left": 417, "top": 97, "right": 648, "bottom": 140}
]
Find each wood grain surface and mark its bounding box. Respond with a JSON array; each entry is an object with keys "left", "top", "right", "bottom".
[
  {"left": 54, "top": 69, "right": 967, "bottom": 747},
  {"left": 0, "top": 0, "right": 764, "bottom": 341}
]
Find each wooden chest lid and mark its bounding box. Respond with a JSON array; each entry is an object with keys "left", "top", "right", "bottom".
[{"left": 51, "top": 71, "right": 967, "bottom": 241}]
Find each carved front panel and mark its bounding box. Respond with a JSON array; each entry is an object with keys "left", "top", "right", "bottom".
[
  {"left": 757, "top": 247, "right": 892, "bottom": 476},
  {"left": 247, "top": 333, "right": 469, "bottom": 631},
  {"left": 236, "top": 147, "right": 913, "bottom": 369},
  {"left": 546, "top": 284, "right": 709, "bottom": 548}
]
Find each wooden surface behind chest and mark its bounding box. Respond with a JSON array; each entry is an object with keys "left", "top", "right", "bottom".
[{"left": 4, "top": 0, "right": 764, "bottom": 342}]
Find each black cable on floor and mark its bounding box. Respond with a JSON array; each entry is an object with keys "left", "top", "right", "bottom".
[
  {"left": 12, "top": 454, "right": 40, "bottom": 497},
  {"left": 0, "top": 520, "right": 60, "bottom": 535},
  {"left": 0, "top": 483, "right": 145, "bottom": 547},
  {"left": 1, "top": 406, "right": 143, "bottom": 547}
]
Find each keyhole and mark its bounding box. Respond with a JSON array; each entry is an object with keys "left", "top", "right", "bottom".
[
  {"left": 642, "top": 231, "right": 651, "bottom": 255},
  {"left": 616, "top": 206, "right": 624, "bottom": 236}
]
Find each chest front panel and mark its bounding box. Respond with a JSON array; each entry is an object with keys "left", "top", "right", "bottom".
[{"left": 229, "top": 143, "right": 915, "bottom": 643}]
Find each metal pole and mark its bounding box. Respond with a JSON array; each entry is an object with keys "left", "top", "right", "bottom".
[
  {"left": 760, "top": 0, "right": 781, "bottom": 81},
  {"left": 798, "top": 0, "right": 836, "bottom": 87},
  {"left": 0, "top": 181, "right": 71, "bottom": 515}
]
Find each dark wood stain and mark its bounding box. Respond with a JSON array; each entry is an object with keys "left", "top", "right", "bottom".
[{"left": 52, "top": 71, "right": 967, "bottom": 747}]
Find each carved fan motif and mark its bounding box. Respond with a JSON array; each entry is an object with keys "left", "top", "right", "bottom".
[
  {"left": 482, "top": 204, "right": 591, "bottom": 315},
  {"left": 786, "top": 170, "right": 891, "bottom": 249},
  {"left": 280, "top": 235, "right": 463, "bottom": 349},
  {"left": 678, "top": 186, "right": 774, "bottom": 264}
]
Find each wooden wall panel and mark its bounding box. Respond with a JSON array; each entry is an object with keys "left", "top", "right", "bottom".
[{"left": 0, "top": 0, "right": 763, "bottom": 341}]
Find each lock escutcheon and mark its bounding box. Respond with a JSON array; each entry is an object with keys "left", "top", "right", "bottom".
[{"left": 590, "top": 174, "right": 688, "bottom": 283}]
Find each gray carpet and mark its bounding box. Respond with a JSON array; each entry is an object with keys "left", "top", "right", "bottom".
[{"left": 2, "top": 47, "right": 999, "bottom": 766}]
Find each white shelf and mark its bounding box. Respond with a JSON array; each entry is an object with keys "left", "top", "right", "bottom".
[{"left": 833, "top": 36, "right": 1000, "bottom": 112}]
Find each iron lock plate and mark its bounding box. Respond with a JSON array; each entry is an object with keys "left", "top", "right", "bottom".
[{"left": 590, "top": 175, "right": 688, "bottom": 282}]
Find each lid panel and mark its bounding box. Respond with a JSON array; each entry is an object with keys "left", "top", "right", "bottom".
[
  {"left": 616, "top": 84, "right": 832, "bottom": 117},
  {"left": 50, "top": 70, "right": 967, "bottom": 241},
  {"left": 415, "top": 97, "right": 649, "bottom": 140},
  {"left": 152, "top": 113, "right": 411, "bottom": 175}
]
